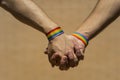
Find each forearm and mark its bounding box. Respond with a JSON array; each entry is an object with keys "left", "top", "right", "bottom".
[
  {"left": 77, "top": 0, "right": 120, "bottom": 40},
  {"left": 1, "top": 0, "right": 58, "bottom": 33}
]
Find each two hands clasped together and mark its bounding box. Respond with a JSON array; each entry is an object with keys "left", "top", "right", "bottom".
[
  {"left": 45, "top": 27, "right": 88, "bottom": 70},
  {"left": 0, "top": 0, "right": 120, "bottom": 70}
]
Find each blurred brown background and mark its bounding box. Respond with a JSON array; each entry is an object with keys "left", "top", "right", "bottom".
[{"left": 0, "top": 0, "right": 120, "bottom": 80}]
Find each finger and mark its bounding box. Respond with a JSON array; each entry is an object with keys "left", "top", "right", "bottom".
[
  {"left": 50, "top": 53, "right": 61, "bottom": 66},
  {"left": 47, "top": 49, "right": 56, "bottom": 67},
  {"left": 48, "top": 54, "right": 55, "bottom": 67},
  {"left": 59, "top": 56, "right": 70, "bottom": 70},
  {"left": 74, "top": 48, "right": 81, "bottom": 59},
  {"left": 74, "top": 47, "right": 83, "bottom": 61},
  {"left": 79, "top": 49, "right": 85, "bottom": 60},
  {"left": 44, "top": 49, "right": 48, "bottom": 54},
  {"left": 73, "top": 41, "right": 83, "bottom": 59},
  {"left": 73, "top": 39, "right": 85, "bottom": 60},
  {"left": 65, "top": 49, "right": 78, "bottom": 67},
  {"left": 71, "top": 52, "right": 79, "bottom": 67}
]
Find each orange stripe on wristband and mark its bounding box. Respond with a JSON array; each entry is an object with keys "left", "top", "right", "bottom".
[
  {"left": 46, "top": 27, "right": 64, "bottom": 41},
  {"left": 72, "top": 32, "right": 88, "bottom": 46},
  {"left": 47, "top": 27, "right": 61, "bottom": 35}
]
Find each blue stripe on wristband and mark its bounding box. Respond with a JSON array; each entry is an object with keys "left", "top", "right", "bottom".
[
  {"left": 72, "top": 32, "right": 89, "bottom": 46},
  {"left": 48, "top": 31, "right": 64, "bottom": 41},
  {"left": 74, "top": 32, "right": 88, "bottom": 41}
]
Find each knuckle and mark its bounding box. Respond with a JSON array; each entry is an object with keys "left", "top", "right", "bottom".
[{"left": 67, "top": 49, "right": 73, "bottom": 53}]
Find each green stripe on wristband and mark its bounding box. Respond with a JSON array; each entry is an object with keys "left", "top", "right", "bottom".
[
  {"left": 46, "top": 27, "right": 64, "bottom": 41},
  {"left": 72, "top": 32, "right": 88, "bottom": 46}
]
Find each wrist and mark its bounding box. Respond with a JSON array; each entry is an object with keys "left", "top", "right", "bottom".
[
  {"left": 76, "top": 30, "right": 92, "bottom": 40},
  {"left": 41, "top": 23, "right": 59, "bottom": 34},
  {"left": 72, "top": 32, "right": 89, "bottom": 46},
  {"left": 46, "top": 27, "right": 64, "bottom": 41}
]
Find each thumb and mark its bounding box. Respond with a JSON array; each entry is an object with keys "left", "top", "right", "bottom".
[
  {"left": 44, "top": 48, "right": 48, "bottom": 54},
  {"left": 79, "top": 48, "right": 85, "bottom": 60}
]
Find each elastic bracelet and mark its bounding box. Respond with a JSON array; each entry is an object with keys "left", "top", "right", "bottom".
[
  {"left": 72, "top": 32, "right": 89, "bottom": 46},
  {"left": 46, "top": 27, "right": 64, "bottom": 41}
]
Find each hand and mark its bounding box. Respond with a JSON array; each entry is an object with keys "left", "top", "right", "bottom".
[
  {"left": 67, "top": 35, "right": 86, "bottom": 61},
  {"left": 45, "top": 33, "right": 79, "bottom": 70}
]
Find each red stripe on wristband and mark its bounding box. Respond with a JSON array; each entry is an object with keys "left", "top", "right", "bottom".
[
  {"left": 46, "top": 27, "right": 61, "bottom": 35},
  {"left": 72, "top": 32, "right": 88, "bottom": 46},
  {"left": 46, "top": 27, "right": 64, "bottom": 41}
]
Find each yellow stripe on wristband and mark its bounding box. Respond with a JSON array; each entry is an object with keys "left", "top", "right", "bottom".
[
  {"left": 72, "top": 32, "right": 88, "bottom": 46},
  {"left": 47, "top": 29, "right": 63, "bottom": 38},
  {"left": 46, "top": 27, "right": 64, "bottom": 41}
]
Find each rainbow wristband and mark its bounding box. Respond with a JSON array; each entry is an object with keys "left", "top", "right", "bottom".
[
  {"left": 46, "top": 27, "right": 64, "bottom": 41},
  {"left": 72, "top": 32, "right": 88, "bottom": 46}
]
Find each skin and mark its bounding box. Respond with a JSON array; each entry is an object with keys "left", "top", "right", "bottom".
[
  {"left": 46, "top": 34, "right": 85, "bottom": 70},
  {"left": 0, "top": 0, "right": 119, "bottom": 70},
  {"left": 0, "top": 0, "right": 83, "bottom": 70},
  {"left": 77, "top": 0, "right": 120, "bottom": 40},
  {"left": 68, "top": 0, "right": 120, "bottom": 69},
  {"left": 49, "top": 0, "right": 120, "bottom": 70}
]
